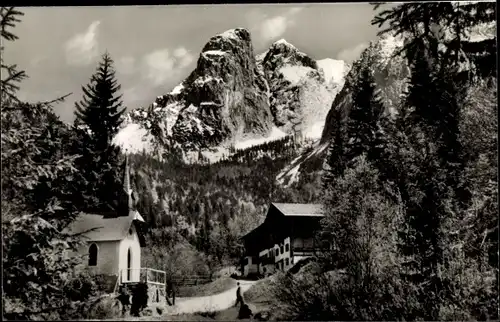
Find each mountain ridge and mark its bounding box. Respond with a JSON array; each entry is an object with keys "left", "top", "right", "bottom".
[{"left": 113, "top": 28, "right": 349, "bottom": 163}]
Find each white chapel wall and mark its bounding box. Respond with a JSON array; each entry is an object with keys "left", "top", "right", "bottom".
[{"left": 119, "top": 224, "right": 142, "bottom": 282}]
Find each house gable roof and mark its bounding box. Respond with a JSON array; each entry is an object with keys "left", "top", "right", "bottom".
[
  {"left": 65, "top": 210, "right": 146, "bottom": 247},
  {"left": 271, "top": 203, "right": 324, "bottom": 217},
  {"left": 241, "top": 203, "right": 324, "bottom": 241}
]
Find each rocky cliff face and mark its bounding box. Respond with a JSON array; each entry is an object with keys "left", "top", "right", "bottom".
[
  {"left": 172, "top": 29, "right": 273, "bottom": 149},
  {"left": 126, "top": 28, "right": 273, "bottom": 151},
  {"left": 258, "top": 39, "right": 349, "bottom": 140},
  {"left": 114, "top": 28, "right": 348, "bottom": 162}
]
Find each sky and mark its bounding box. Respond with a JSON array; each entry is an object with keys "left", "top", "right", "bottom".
[{"left": 4, "top": 3, "right": 383, "bottom": 123}]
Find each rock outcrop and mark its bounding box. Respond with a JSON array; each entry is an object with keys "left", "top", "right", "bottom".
[{"left": 114, "top": 28, "right": 348, "bottom": 162}]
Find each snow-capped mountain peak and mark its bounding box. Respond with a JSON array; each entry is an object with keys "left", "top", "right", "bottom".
[
  {"left": 114, "top": 28, "right": 349, "bottom": 163},
  {"left": 273, "top": 38, "right": 295, "bottom": 48}
]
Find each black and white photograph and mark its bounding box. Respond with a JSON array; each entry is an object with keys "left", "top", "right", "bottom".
[{"left": 1, "top": 1, "right": 498, "bottom": 320}]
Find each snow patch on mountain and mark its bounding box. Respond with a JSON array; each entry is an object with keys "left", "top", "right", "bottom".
[
  {"left": 219, "top": 29, "right": 241, "bottom": 40},
  {"left": 113, "top": 123, "right": 155, "bottom": 153},
  {"left": 377, "top": 34, "right": 405, "bottom": 62},
  {"left": 279, "top": 65, "right": 315, "bottom": 86},
  {"left": 171, "top": 83, "right": 184, "bottom": 95},
  {"left": 465, "top": 22, "right": 496, "bottom": 42},
  {"left": 304, "top": 121, "right": 325, "bottom": 139},
  {"left": 234, "top": 126, "right": 287, "bottom": 150},
  {"left": 194, "top": 76, "right": 224, "bottom": 86},
  {"left": 203, "top": 50, "right": 227, "bottom": 56},
  {"left": 201, "top": 147, "right": 230, "bottom": 163},
  {"left": 276, "top": 141, "right": 329, "bottom": 187},
  {"left": 317, "top": 58, "right": 349, "bottom": 84}
]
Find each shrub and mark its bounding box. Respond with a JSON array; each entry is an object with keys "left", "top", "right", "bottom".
[
  {"left": 271, "top": 269, "right": 411, "bottom": 321},
  {"left": 82, "top": 294, "right": 123, "bottom": 320}
]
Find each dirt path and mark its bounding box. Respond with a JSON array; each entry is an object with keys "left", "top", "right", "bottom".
[{"left": 167, "top": 280, "right": 257, "bottom": 315}]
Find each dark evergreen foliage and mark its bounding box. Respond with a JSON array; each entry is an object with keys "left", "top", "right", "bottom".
[
  {"left": 0, "top": 7, "right": 27, "bottom": 103},
  {"left": 70, "top": 52, "right": 127, "bottom": 213},
  {"left": 275, "top": 3, "right": 498, "bottom": 320},
  {"left": 344, "top": 67, "right": 386, "bottom": 165},
  {"left": 1, "top": 8, "right": 94, "bottom": 319},
  {"left": 372, "top": 2, "right": 496, "bottom": 79},
  {"left": 74, "top": 52, "right": 126, "bottom": 147},
  {"left": 132, "top": 135, "right": 322, "bottom": 273}
]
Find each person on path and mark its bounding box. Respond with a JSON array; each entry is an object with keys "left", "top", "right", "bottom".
[{"left": 234, "top": 282, "right": 244, "bottom": 307}]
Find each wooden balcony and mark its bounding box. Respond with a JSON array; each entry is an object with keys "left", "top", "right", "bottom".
[
  {"left": 293, "top": 247, "right": 321, "bottom": 256},
  {"left": 115, "top": 267, "right": 166, "bottom": 291}
]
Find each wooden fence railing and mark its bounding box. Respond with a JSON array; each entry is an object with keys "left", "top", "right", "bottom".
[
  {"left": 171, "top": 274, "right": 214, "bottom": 286},
  {"left": 117, "top": 267, "right": 167, "bottom": 285}
]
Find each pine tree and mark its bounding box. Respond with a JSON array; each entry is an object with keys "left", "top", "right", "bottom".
[
  {"left": 74, "top": 52, "right": 126, "bottom": 149},
  {"left": 322, "top": 108, "right": 345, "bottom": 187},
  {"left": 344, "top": 66, "right": 386, "bottom": 165},
  {"left": 323, "top": 66, "right": 386, "bottom": 188},
  {"left": 1, "top": 8, "right": 90, "bottom": 319},
  {"left": 0, "top": 7, "right": 27, "bottom": 104},
  {"left": 393, "top": 34, "right": 484, "bottom": 320},
  {"left": 71, "top": 52, "right": 126, "bottom": 213}
]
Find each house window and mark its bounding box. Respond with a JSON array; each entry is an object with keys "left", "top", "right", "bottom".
[
  {"left": 129, "top": 228, "right": 133, "bottom": 236},
  {"left": 280, "top": 245, "right": 284, "bottom": 254},
  {"left": 285, "top": 258, "right": 289, "bottom": 266},
  {"left": 285, "top": 243, "right": 289, "bottom": 252},
  {"left": 88, "top": 243, "right": 98, "bottom": 266}
]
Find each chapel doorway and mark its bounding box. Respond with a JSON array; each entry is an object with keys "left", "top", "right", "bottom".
[{"left": 127, "top": 248, "right": 132, "bottom": 281}]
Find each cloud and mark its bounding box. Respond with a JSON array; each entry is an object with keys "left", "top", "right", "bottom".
[
  {"left": 173, "top": 46, "right": 194, "bottom": 69},
  {"left": 173, "top": 47, "right": 188, "bottom": 57},
  {"left": 336, "top": 42, "right": 368, "bottom": 63},
  {"left": 116, "top": 56, "right": 136, "bottom": 75},
  {"left": 64, "top": 21, "right": 101, "bottom": 66},
  {"left": 142, "top": 46, "right": 194, "bottom": 85},
  {"left": 248, "top": 7, "right": 304, "bottom": 43},
  {"left": 260, "top": 16, "right": 288, "bottom": 41}
]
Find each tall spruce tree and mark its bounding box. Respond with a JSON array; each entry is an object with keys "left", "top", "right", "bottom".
[
  {"left": 321, "top": 66, "right": 390, "bottom": 272},
  {"left": 344, "top": 67, "right": 386, "bottom": 166},
  {"left": 74, "top": 52, "right": 126, "bottom": 148},
  {"left": 388, "top": 25, "right": 491, "bottom": 321},
  {"left": 71, "top": 52, "right": 126, "bottom": 213},
  {"left": 322, "top": 108, "right": 346, "bottom": 187},
  {"left": 323, "top": 65, "right": 386, "bottom": 188}
]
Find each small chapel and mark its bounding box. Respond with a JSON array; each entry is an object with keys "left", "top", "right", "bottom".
[{"left": 65, "top": 157, "right": 163, "bottom": 291}]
